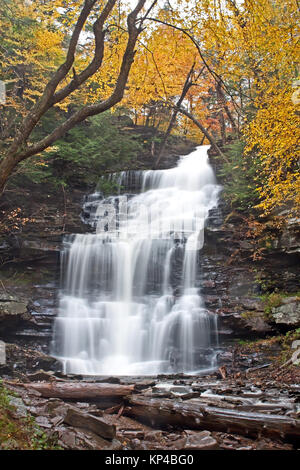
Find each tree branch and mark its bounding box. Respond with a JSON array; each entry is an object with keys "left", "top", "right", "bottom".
[
  {"left": 5, "top": 0, "right": 98, "bottom": 158},
  {"left": 13, "top": 0, "right": 150, "bottom": 163},
  {"left": 51, "top": 0, "right": 117, "bottom": 106},
  {"left": 175, "top": 105, "right": 228, "bottom": 162},
  {"left": 155, "top": 63, "right": 203, "bottom": 167}
]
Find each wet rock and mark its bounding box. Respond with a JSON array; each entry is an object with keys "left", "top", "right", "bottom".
[
  {"left": 169, "top": 385, "right": 192, "bottom": 394},
  {"left": 134, "top": 380, "right": 156, "bottom": 391},
  {"left": 144, "top": 430, "right": 164, "bottom": 441},
  {"left": 121, "top": 430, "right": 145, "bottom": 439},
  {"left": 272, "top": 297, "right": 300, "bottom": 326},
  {"left": 35, "top": 354, "right": 60, "bottom": 371},
  {"left": 184, "top": 430, "right": 218, "bottom": 450},
  {"left": 4, "top": 343, "right": 61, "bottom": 375}
]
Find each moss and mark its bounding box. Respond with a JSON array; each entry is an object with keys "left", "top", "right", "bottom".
[
  {"left": 281, "top": 328, "right": 300, "bottom": 349},
  {"left": 260, "top": 291, "right": 300, "bottom": 320},
  {"left": 240, "top": 311, "right": 255, "bottom": 320},
  {"left": 236, "top": 338, "right": 261, "bottom": 347},
  {"left": 278, "top": 329, "right": 300, "bottom": 364},
  {"left": 0, "top": 381, "right": 62, "bottom": 450},
  {"left": 263, "top": 293, "right": 283, "bottom": 317}
]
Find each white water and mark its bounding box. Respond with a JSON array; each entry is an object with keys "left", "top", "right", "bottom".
[{"left": 52, "top": 146, "right": 221, "bottom": 375}]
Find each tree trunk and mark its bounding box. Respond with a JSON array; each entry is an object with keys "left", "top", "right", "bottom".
[
  {"left": 176, "top": 107, "right": 229, "bottom": 162},
  {"left": 0, "top": 152, "right": 20, "bottom": 194},
  {"left": 25, "top": 381, "right": 135, "bottom": 400},
  {"left": 155, "top": 65, "right": 196, "bottom": 168},
  {"left": 125, "top": 395, "right": 300, "bottom": 442}
]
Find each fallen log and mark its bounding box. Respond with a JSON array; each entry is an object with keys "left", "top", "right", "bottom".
[
  {"left": 24, "top": 382, "right": 135, "bottom": 400},
  {"left": 125, "top": 395, "right": 300, "bottom": 442}
]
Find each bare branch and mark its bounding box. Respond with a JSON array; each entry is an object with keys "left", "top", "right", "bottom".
[
  {"left": 6, "top": 0, "right": 98, "bottom": 157},
  {"left": 51, "top": 0, "right": 117, "bottom": 106},
  {"left": 175, "top": 106, "right": 228, "bottom": 162},
  {"left": 13, "top": 0, "right": 148, "bottom": 163}
]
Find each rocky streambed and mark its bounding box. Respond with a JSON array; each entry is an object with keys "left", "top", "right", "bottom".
[{"left": 1, "top": 340, "right": 299, "bottom": 451}]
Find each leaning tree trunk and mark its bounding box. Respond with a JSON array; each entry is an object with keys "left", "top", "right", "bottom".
[
  {"left": 176, "top": 107, "right": 229, "bottom": 162},
  {"left": 0, "top": 0, "right": 152, "bottom": 197},
  {"left": 0, "top": 151, "right": 20, "bottom": 195}
]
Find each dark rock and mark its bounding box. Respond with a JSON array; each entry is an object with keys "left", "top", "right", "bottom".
[
  {"left": 135, "top": 380, "right": 156, "bottom": 391},
  {"left": 4, "top": 343, "right": 61, "bottom": 375},
  {"left": 64, "top": 407, "right": 116, "bottom": 440},
  {"left": 218, "top": 311, "right": 274, "bottom": 337},
  {"left": 0, "top": 297, "right": 32, "bottom": 333},
  {"left": 279, "top": 217, "right": 300, "bottom": 254},
  {"left": 27, "top": 369, "right": 56, "bottom": 381}
]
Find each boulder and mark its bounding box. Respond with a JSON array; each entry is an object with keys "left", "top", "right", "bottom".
[
  {"left": 0, "top": 294, "right": 32, "bottom": 333},
  {"left": 218, "top": 310, "right": 274, "bottom": 337},
  {"left": 272, "top": 297, "right": 300, "bottom": 326}
]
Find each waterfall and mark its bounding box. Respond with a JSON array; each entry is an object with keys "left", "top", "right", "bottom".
[{"left": 52, "top": 145, "right": 221, "bottom": 375}]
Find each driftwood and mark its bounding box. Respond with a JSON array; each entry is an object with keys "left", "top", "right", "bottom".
[
  {"left": 25, "top": 381, "right": 135, "bottom": 400},
  {"left": 125, "top": 395, "right": 300, "bottom": 441},
  {"left": 64, "top": 407, "right": 116, "bottom": 440}
]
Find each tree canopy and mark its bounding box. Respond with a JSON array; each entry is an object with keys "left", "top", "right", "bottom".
[{"left": 0, "top": 0, "right": 299, "bottom": 216}]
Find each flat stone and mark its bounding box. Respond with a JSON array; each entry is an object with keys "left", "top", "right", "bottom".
[
  {"left": 8, "top": 396, "right": 27, "bottom": 418},
  {"left": 64, "top": 407, "right": 116, "bottom": 440},
  {"left": 0, "top": 293, "right": 20, "bottom": 302},
  {"left": 184, "top": 430, "right": 218, "bottom": 450},
  {"left": 35, "top": 416, "right": 52, "bottom": 428},
  {"left": 58, "top": 429, "right": 76, "bottom": 448}
]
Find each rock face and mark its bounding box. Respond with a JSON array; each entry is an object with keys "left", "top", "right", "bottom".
[
  {"left": 277, "top": 217, "right": 300, "bottom": 254},
  {"left": 0, "top": 342, "right": 60, "bottom": 375},
  {"left": 0, "top": 294, "right": 32, "bottom": 334},
  {"left": 0, "top": 145, "right": 299, "bottom": 356},
  {"left": 200, "top": 148, "right": 300, "bottom": 339},
  {"left": 272, "top": 298, "right": 300, "bottom": 327}
]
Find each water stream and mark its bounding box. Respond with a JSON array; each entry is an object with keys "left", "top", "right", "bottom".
[{"left": 52, "top": 145, "right": 221, "bottom": 375}]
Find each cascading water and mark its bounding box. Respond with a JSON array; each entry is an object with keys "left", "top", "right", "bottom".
[{"left": 52, "top": 145, "right": 221, "bottom": 375}]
